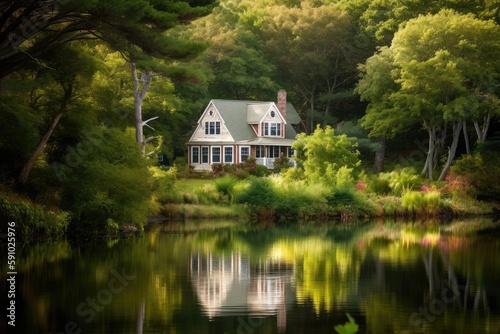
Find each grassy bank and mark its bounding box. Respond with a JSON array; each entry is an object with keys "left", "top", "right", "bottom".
[
  {"left": 156, "top": 173, "right": 495, "bottom": 223},
  {"left": 0, "top": 191, "right": 69, "bottom": 239}
]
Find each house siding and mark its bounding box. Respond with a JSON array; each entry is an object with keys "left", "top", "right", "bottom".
[{"left": 190, "top": 105, "right": 233, "bottom": 143}]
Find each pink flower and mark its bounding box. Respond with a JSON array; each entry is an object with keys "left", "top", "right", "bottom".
[
  {"left": 356, "top": 182, "right": 366, "bottom": 191},
  {"left": 420, "top": 185, "right": 431, "bottom": 191}
]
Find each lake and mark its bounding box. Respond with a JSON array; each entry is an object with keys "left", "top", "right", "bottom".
[{"left": 1, "top": 218, "right": 500, "bottom": 333}]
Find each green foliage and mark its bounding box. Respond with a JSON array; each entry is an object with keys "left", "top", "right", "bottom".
[
  {"left": 273, "top": 155, "right": 290, "bottom": 173},
  {"left": 0, "top": 0, "right": 215, "bottom": 78},
  {"left": 0, "top": 193, "right": 69, "bottom": 239},
  {"left": 335, "top": 313, "right": 359, "bottom": 334},
  {"left": 401, "top": 190, "right": 443, "bottom": 216},
  {"left": 293, "top": 125, "right": 361, "bottom": 185},
  {"left": 214, "top": 175, "right": 239, "bottom": 204},
  {"left": 0, "top": 98, "right": 42, "bottom": 181},
  {"left": 326, "top": 186, "right": 374, "bottom": 217},
  {"left": 450, "top": 152, "right": 500, "bottom": 201},
  {"left": 367, "top": 175, "right": 391, "bottom": 195},
  {"left": 258, "top": 2, "right": 369, "bottom": 130},
  {"left": 58, "top": 127, "right": 153, "bottom": 234},
  {"left": 377, "top": 168, "right": 421, "bottom": 196},
  {"left": 211, "top": 159, "right": 271, "bottom": 178},
  {"left": 253, "top": 164, "right": 271, "bottom": 177},
  {"left": 237, "top": 177, "right": 277, "bottom": 208},
  {"left": 150, "top": 166, "right": 178, "bottom": 204}
]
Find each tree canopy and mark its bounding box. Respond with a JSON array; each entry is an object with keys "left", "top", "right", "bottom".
[
  {"left": 358, "top": 9, "right": 500, "bottom": 179},
  {"left": 0, "top": 0, "right": 214, "bottom": 77}
]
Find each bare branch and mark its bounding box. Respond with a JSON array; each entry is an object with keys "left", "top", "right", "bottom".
[
  {"left": 144, "top": 135, "right": 160, "bottom": 144},
  {"left": 142, "top": 116, "right": 159, "bottom": 127}
]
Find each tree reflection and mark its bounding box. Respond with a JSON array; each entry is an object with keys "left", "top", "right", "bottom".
[{"left": 4, "top": 219, "right": 500, "bottom": 333}]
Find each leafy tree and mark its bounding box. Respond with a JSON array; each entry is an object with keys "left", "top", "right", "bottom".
[
  {"left": 58, "top": 127, "right": 154, "bottom": 232},
  {"left": 338, "top": 0, "right": 499, "bottom": 46},
  {"left": 13, "top": 43, "right": 101, "bottom": 184},
  {"left": 259, "top": 3, "right": 368, "bottom": 131},
  {"left": 188, "top": 1, "right": 280, "bottom": 100},
  {"left": 358, "top": 10, "right": 500, "bottom": 180},
  {"left": 0, "top": 0, "right": 215, "bottom": 78},
  {"left": 293, "top": 125, "right": 360, "bottom": 186}
]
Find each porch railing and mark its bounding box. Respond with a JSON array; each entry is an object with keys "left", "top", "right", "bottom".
[{"left": 255, "top": 158, "right": 296, "bottom": 169}]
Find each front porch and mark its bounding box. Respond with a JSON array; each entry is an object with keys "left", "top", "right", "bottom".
[{"left": 255, "top": 157, "right": 297, "bottom": 169}]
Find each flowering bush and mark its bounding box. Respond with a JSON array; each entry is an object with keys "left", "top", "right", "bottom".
[
  {"left": 356, "top": 182, "right": 366, "bottom": 191},
  {"left": 441, "top": 173, "right": 476, "bottom": 199}
]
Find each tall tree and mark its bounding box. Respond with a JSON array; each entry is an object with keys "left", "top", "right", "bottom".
[
  {"left": 0, "top": 0, "right": 214, "bottom": 78},
  {"left": 17, "top": 43, "right": 99, "bottom": 184},
  {"left": 338, "top": 0, "right": 500, "bottom": 46},
  {"left": 259, "top": 3, "right": 368, "bottom": 132},
  {"left": 358, "top": 10, "right": 500, "bottom": 180}
]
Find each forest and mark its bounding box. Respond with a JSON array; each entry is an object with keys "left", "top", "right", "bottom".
[{"left": 0, "top": 0, "right": 499, "bottom": 238}]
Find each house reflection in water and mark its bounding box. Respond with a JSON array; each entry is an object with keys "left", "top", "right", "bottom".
[{"left": 189, "top": 251, "right": 294, "bottom": 332}]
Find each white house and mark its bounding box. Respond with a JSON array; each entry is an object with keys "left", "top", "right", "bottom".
[{"left": 187, "top": 90, "right": 302, "bottom": 171}]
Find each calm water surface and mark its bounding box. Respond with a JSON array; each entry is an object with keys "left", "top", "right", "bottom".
[{"left": 1, "top": 219, "right": 500, "bottom": 334}]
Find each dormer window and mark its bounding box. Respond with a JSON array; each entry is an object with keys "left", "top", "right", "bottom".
[
  {"left": 264, "top": 122, "right": 281, "bottom": 136},
  {"left": 205, "top": 121, "right": 221, "bottom": 135},
  {"left": 270, "top": 110, "right": 275, "bottom": 118}
]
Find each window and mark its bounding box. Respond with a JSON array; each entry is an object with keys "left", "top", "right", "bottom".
[
  {"left": 270, "top": 110, "right": 275, "bottom": 118},
  {"left": 192, "top": 147, "right": 199, "bottom": 164},
  {"left": 268, "top": 146, "right": 280, "bottom": 158},
  {"left": 201, "top": 146, "right": 209, "bottom": 164},
  {"left": 264, "top": 122, "right": 281, "bottom": 136},
  {"left": 240, "top": 146, "right": 250, "bottom": 162},
  {"left": 212, "top": 147, "right": 221, "bottom": 163},
  {"left": 256, "top": 145, "right": 264, "bottom": 158},
  {"left": 224, "top": 146, "right": 233, "bottom": 163},
  {"left": 204, "top": 121, "right": 221, "bottom": 135}
]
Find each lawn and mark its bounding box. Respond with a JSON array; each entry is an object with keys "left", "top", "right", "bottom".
[{"left": 176, "top": 178, "right": 214, "bottom": 193}]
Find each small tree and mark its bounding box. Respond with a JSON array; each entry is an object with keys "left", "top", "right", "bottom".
[{"left": 293, "top": 125, "right": 360, "bottom": 186}]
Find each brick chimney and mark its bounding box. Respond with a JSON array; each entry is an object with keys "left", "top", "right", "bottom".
[{"left": 277, "top": 89, "right": 287, "bottom": 120}]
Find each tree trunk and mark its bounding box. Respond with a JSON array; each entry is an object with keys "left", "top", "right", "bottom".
[
  {"left": 433, "top": 121, "right": 447, "bottom": 169},
  {"left": 18, "top": 112, "right": 64, "bottom": 184},
  {"left": 309, "top": 91, "right": 315, "bottom": 133},
  {"left": 463, "top": 120, "right": 470, "bottom": 155},
  {"left": 136, "top": 299, "right": 145, "bottom": 334},
  {"left": 422, "top": 124, "right": 436, "bottom": 180},
  {"left": 18, "top": 82, "right": 73, "bottom": 184},
  {"left": 374, "top": 137, "right": 386, "bottom": 172},
  {"left": 131, "top": 62, "right": 153, "bottom": 154},
  {"left": 438, "top": 122, "right": 462, "bottom": 181},
  {"left": 474, "top": 111, "right": 491, "bottom": 143}
]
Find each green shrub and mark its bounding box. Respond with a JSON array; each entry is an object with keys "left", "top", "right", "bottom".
[
  {"left": 402, "top": 190, "right": 442, "bottom": 216},
  {"left": 193, "top": 184, "right": 223, "bottom": 205},
  {"left": 327, "top": 188, "right": 358, "bottom": 207},
  {"left": 450, "top": 152, "right": 500, "bottom": 201},
  {"left": 236, "top": 177, "right": 277, "bottom": 208},
  {"left": 325, "top": 186, "right": 374, "bottom": 216},
  {"left": 376, "top": 168, "right": 421, "bottom": 195},
  {"left": 211, "top": 163, "right": 225, "bottom": 177},
  {"left": 240, "top": 157, "right": 258, "bottom": 174},
  {"left": 252, "top": 164, "right": 271, "bottom": 177},
  {"left": 368, "top": 175, "right": 391, "bottom": 195},
  {"left": 214, "top": 175, "right": 239, "bottom": 204},
  {"left": 0, "top": 194, "right": 69, "bottom": 239},
  {"left": 273, "top": 155, "right": 290, "bottom": 173},
  {"left": 150, "top": 166, "right": 177, "bottom": 203}
]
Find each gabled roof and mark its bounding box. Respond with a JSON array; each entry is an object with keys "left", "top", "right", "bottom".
[
  {"left": 247, "top": 103, "right": 273, "bottom": 124},
  {"left": 210, "top": 99, "right": 301, "bottom": 142}
]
